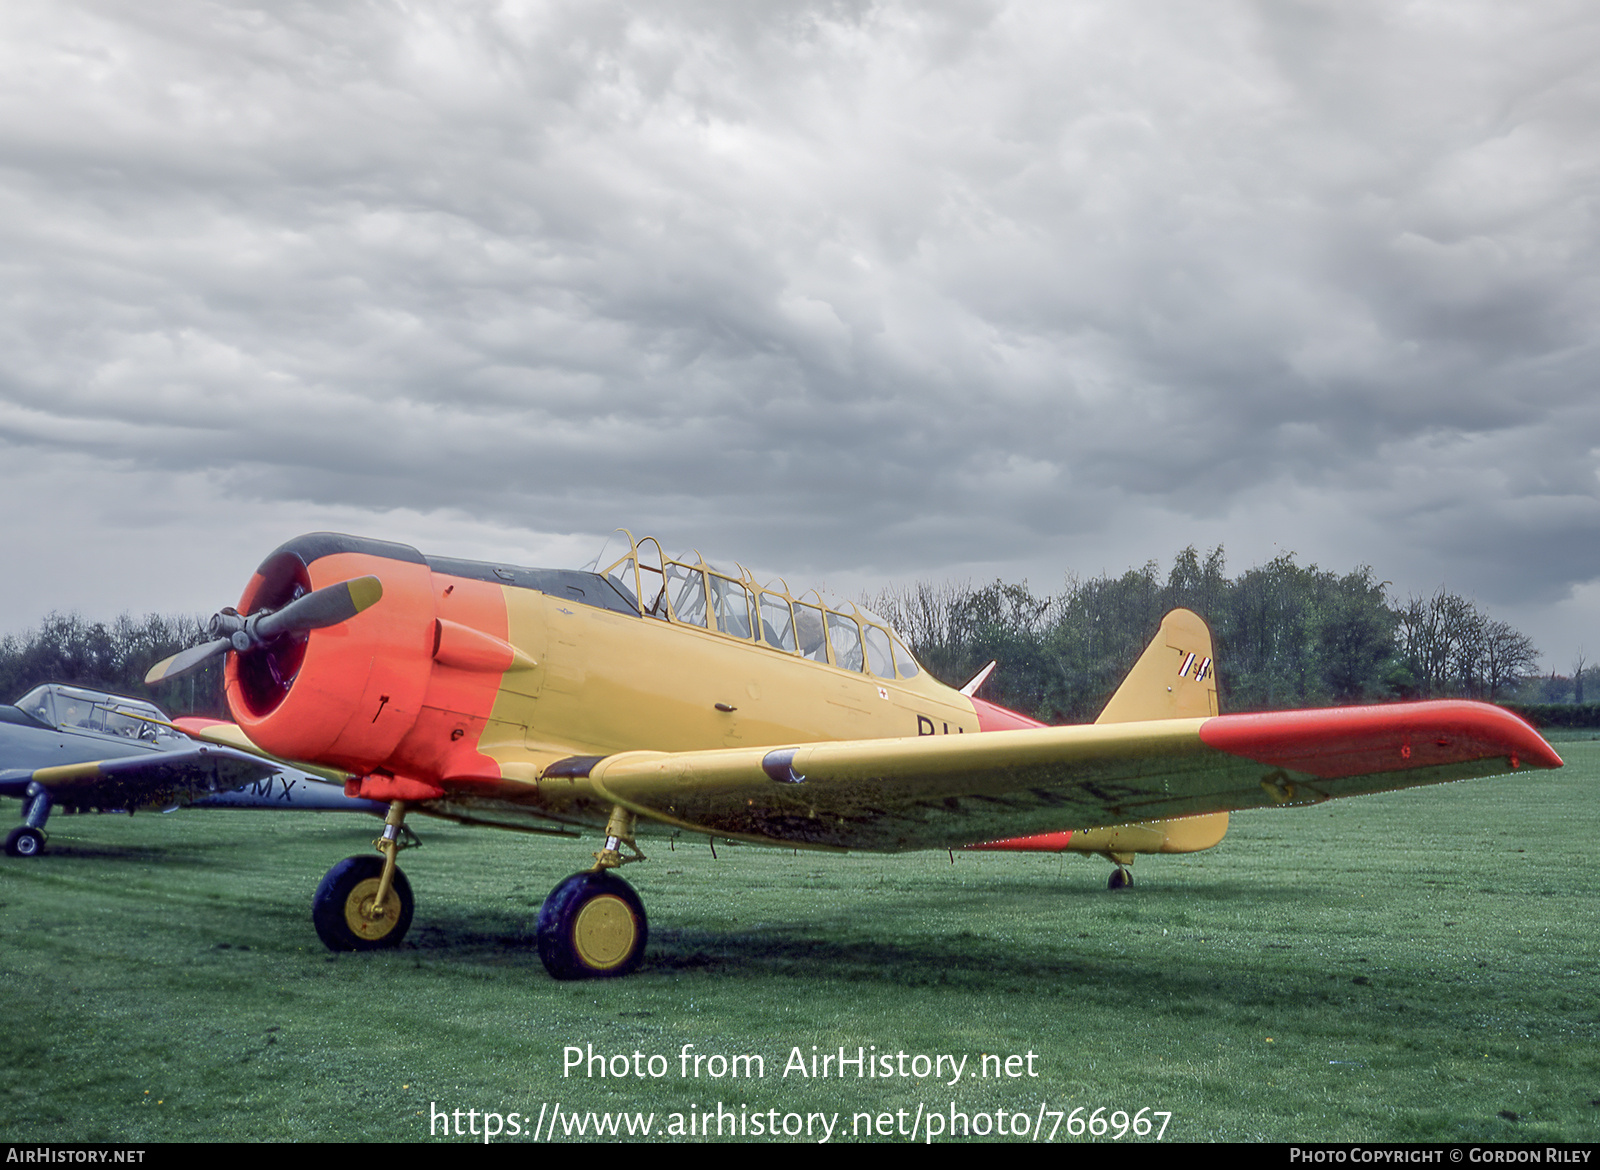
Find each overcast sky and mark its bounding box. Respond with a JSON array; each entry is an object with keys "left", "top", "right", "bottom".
[{"left": 3, "top": 0, "right": 1597, "bottom": 670}]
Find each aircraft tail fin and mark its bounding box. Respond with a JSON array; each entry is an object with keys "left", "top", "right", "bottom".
[
  {"left": 1091, "top": 609, "right": 1228, "bottom": 858},
  {"left": 1095, "top": 608, "right": 1218, "bottom": 725}
]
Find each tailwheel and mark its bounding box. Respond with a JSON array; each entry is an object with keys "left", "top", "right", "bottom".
[
  {"left": 313, "top": 855, "right": 414, "bottom": 951},
  {"left": 537, "top": 870, "right": 648, "bottom": 980},
  {"left": 1107, "top": 866, "right": 1133, "bottom": 891},
  {"left": 4, "top": 826, "right": 46, "bottom": 858}
]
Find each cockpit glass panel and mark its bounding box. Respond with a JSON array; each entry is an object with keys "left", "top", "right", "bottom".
[
  {"left": 856, "top": 603, "right": 891, "bottom": 626},
  {"left": 96, "top": 701, "right": 169, "bottom": 740},
  {"left": 640, "top": 564, "right": 666, "bottom": 619},
  {"left": 862, "top": 624, "right": 896, "bottom": 680},
  {"left": 826, "top": 611, "right": 864, "bottom": 672},
  {"left": 56, "top": 694, "right": 93, "bottom": 730},
  {"left": 586, "top": 532, "right": 627, "bottom": 575},
  {"left": 892, "top": 636, "right": 920, "bottom": 679},
  {"left": 665, "top": 562, "right": 708, "bottom": 627},
  {"left": 758, "top": 592, "right": 796, "bottom": 652},
  {"left": 16, "top": 686, "right": 54, "bottom": 726},
  {"left": 604, "top": 556, "right": 639, "bottom": 610},
  {"left": 794, "top": 603, "right": 828, "bottom": 662},
  {"left": 630, "top": 537, "right": 668, "bottom": 620},
  {"left": 709, "top": 574, "right": 753, "bottom": 639}
]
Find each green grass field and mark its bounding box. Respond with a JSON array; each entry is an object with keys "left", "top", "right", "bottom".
[{"left": 3, "top": 736, "right": 1598, "bottom": 1143}]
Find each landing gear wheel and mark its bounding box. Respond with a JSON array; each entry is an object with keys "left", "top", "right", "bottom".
[
  {"left": 537, "top": 871, "right": 648, "bottom": 980},
  {"left": 1107, "top": 866, "right": 1133, "bottom": 891},
  {"left": 313, "top": 855, "right": 414, "bottom": 951},
  {"left": 4, "top": 826, "right": 45, "bottom": 858}
]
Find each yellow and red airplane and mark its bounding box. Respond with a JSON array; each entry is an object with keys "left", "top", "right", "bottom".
[{"left": 141, "top": 531, "right": 1561, "bottom": 980}]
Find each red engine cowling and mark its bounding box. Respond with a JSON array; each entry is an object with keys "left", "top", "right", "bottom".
[{"left": 225, "top": 534, "right": 438, "bottom": 775}]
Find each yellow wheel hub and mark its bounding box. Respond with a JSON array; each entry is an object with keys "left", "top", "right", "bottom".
[
  {"left": 572, "top": 894, "right": 638, "bottom": 970},
  {"left": 344, "top": 877, "right": 402, "bottom": 941}
]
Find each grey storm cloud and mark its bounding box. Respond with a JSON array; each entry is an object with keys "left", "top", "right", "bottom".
[{"left": 2, "top": 0, "right": 1598, "bottom": 656}]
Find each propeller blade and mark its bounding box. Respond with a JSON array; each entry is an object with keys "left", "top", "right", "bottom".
[
  {"left": 144, "top": 575, "right": 383, "bottom": 687},
  {"left": 144, "top": 638, "right": 231, "bottom": 686},
  {"left": 252, "top": 576, "right": 384, "bottom": 641}
]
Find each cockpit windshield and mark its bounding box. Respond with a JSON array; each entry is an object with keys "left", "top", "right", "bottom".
[{"left": 595, "top": 531, "right": 921, "bottom": 680}]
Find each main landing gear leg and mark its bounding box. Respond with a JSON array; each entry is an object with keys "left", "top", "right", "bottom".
[
  {"left": 4, "top": 782, "right": 53, "bottom": 858},
  {"left": 537, "top": 806, "right": 649, "bottom": 980},
  {"left": 312, "top": 800, "right": 416, "bottom": 951}
]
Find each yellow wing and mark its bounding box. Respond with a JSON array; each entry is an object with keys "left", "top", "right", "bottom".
[
  {"left": 567, "top": 701, "right": 1559, "bottom": 852},
  {"left": 1, "top": 745, "right": 280, "bottom": 806}
]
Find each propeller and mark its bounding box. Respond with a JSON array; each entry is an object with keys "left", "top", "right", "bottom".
[{"left": 145, "top": 576, "right": 383, "bottom": 686}]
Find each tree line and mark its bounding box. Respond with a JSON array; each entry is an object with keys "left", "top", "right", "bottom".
[
  {"left": 0, "top": 613, "right": 227, "bottom": 718},
  {"left": 0, "top": 547, "right": 1550, "bottom": 727},
  {"left": 870, "top": 547, "right": 1544, "bottom": 722}
]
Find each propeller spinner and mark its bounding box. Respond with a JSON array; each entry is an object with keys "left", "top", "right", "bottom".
[{"left": 145, "top": 576, "right": 384, "bottom": 686}]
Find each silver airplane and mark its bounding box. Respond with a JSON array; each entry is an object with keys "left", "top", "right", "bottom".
[{"left": 1, "top": 683, "right": 384, "bottom": 857}]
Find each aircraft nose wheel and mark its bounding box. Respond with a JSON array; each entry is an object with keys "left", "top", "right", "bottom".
[
  {"left": 312, "top": 855, "right": 415, "bottom": 950},
  {"left": 537, "top": 871, "right": 648, "bottom": 980},
  {"left": 4, "top": 826, "right": 46, "bottom": 858},
  {"left": 1107, "top": 866, "right": 1133, "bottom": 891}
]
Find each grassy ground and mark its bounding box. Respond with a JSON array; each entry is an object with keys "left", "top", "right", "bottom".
[{"left": 2, "top": 737, "right": 1597, "bottom": 1143}]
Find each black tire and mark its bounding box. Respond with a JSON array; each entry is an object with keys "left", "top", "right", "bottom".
[
  {"left": 537, "top": 870, "right": 648, "bottom": 980},
  {"left": 1107, "top": 867, "right": 1133, "bottom": 891},
  {"left": 312, "top": 855, "right": 414, "bottom": 951},
  {"left": 4, "top": 826, "right": 45, "bottom": 858}
]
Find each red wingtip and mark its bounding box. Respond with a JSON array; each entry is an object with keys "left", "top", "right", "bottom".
[{"left": 1198, "top": 700, "right": 1563, "bottom": 779}]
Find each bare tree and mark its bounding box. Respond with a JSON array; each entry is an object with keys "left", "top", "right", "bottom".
[
  {"left": 1483, "top": 621, "right": 1540, "bottom": 700},
  {"left": 1395, "top": 589, "right": 1535, "bottom": 700},
  {"left": 1396, "top": 592, "right": 1456, "bottom": 697}
]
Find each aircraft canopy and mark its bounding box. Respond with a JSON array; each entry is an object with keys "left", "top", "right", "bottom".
[
  {"left": 15, "top": 684, "right": 181, "bottom": 742},
  {"left": 594, "top": 532, "right": 922, "bottom": 682}
]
